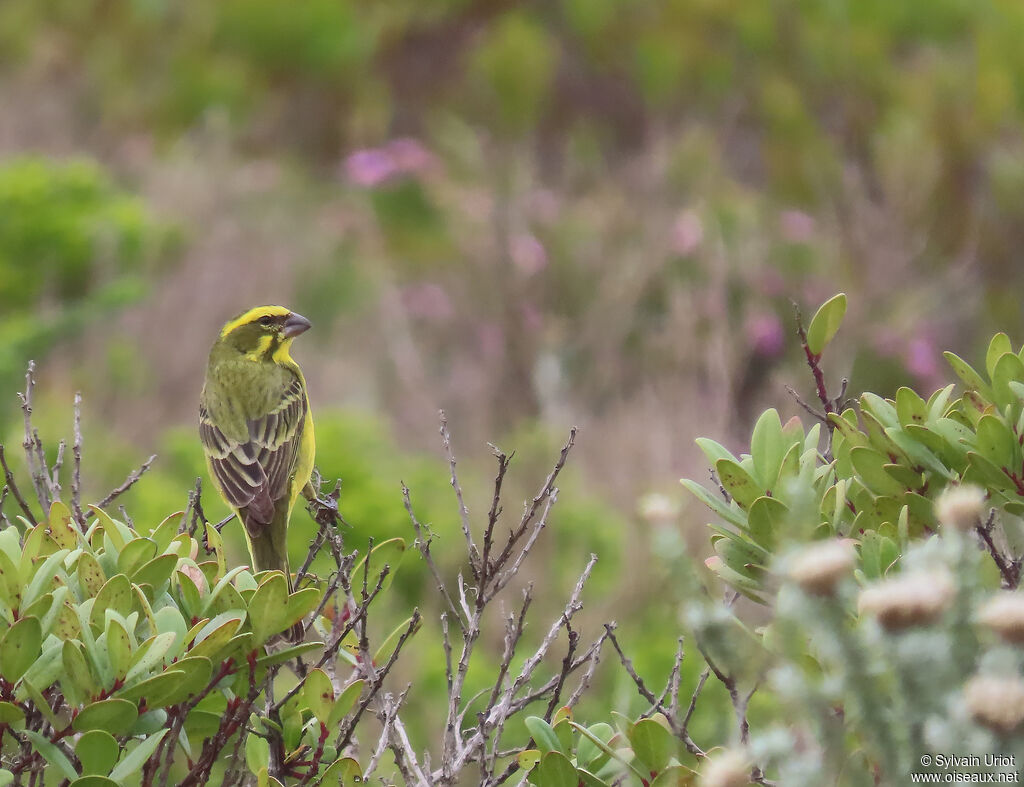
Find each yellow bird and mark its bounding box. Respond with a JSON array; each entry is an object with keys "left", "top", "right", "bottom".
[{"left": 199, "top": 305, "right": 316, "bottom": 589}]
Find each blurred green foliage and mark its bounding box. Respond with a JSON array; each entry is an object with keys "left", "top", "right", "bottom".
[{"left": 0, "top": 157, "right": 176, "bottom": 412}]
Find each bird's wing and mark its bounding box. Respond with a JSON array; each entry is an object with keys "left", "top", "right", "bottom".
[{"left": 200, "top": 376, "right": 307, "bottom": 534}]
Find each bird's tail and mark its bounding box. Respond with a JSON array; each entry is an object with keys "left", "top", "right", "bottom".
[
  {"left": 244, "top": 505, "right": 304, "bottom": 642},
  {"left": 243, "top": 504, "right": 293, "bottom": 591}
]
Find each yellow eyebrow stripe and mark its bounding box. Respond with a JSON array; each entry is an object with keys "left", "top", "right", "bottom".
[{"left": 220, "top": 305, "right": 291, "bottom": 338}]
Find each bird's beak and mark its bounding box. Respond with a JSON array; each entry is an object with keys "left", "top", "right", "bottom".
[{"left": 282, "top": 312, "right": 312, "bottom": 338}]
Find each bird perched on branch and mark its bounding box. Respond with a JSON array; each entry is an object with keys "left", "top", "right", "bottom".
[{"left": 199, "top": 305, "right": 315, "bottom": 590}]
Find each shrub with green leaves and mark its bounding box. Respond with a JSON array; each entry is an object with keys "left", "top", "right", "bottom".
[
  {"left": 0, "top": 497, "right": 385, "bottom": 786},
  {"left": 674, "top": 293, "right": 1024, "bottom": 785}
]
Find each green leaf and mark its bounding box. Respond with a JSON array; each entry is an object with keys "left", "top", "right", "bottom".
[
  {"left": 73, "top": 698, "right": 139, "bottom": 735},
  {"left": 750, "top": 408, "right": 785, "bottom": 489},
  {"left": 144, "top": 656, "right": 212, "bottom": 706},
  {"left": 714, "top": 459, "right": 762, "bottom": 510},
  {"left": 131, "top": 554, "right": 177, "bottom": 590},
  {"left": 352, "top": 538, "right": 406, "bottom": 594},
  {"left": 89, "top": 574, "right": 133, "bottom": 632},
  {"left": 149, "top": 512, "right": 182, "bottom": 552},
  {"left": 76, "top": 730, "right": 119, "bottom": 775},
  {"left": 533, "top": 751, "right": 579, "bottom": 787},
  {"left": 246, "top": 734, "right": 271, "bottom": 774},
  {"left": 105, "top": 617, "right": 132, "bottom": 680},
  {"left": 76, "top": 552, "right": 107, "bottom": 598},
  {"left": 0, "top": 616, "right": 41, "bottom": 682},
  {"left": 0, "top": 701, "right": 24, "bottom": 724},
  {"left": 894, "top": 387, "right": 927, "bottom": 427},
  {"left": 944, "top": 351, "right": 989, "bottom": 393},
  {"left": 974, "top": 415, "right": 1017, "bottom": 469},
  {"left": 627, "top": 716, "right": 676, "bottom": 773},
  {"left": 255, "top": 641, "right": 322, "bottom": 668},
  {"left": 20, "top": 639, "right": 63, "bottom": 694},
  {"left": 806, "top": 293, "right": 846, "bottom": 356},
  {"left": 374, "top": 614, "right": 421, "bottom": 663},
  {"left": 576, "top": 722, "right": 615, "bottom": 769},
  {"left": 992, "top": 352, "right": 1024, "bottom": 409},
  {"left": 746, "top": 496, "right": 787, "bottom": 551},
  {"left": 126, "top": 631, "right": 178, "bottom": 682},
  {"left": 70, "top": 778, "right": 119, "bottom": 787},
  {"left": 987, "top": 333, "right": 1014, "bottom": 379},
  {"left": 694, "top": 438, "right": 738, "bottom": 467},
  {"left": 108, "top": 730, "right": 168, "bottom": 783},
  {"left": 248, "top": 573, "right": 288, "bottom": 645},
  {"left": 24, "top": 729, "right": 77, "bottom": 781},
  {"left": 188, "top": 614, "right": 244, "bottom": 661},
  {"left": 704, "top": 557, "right": 765, "bottom": 603},
  {"left": 0, "top": 548, "right": 23, "bottom": 609},
  {"left": 117, "top": 538, "right": 157, "bottom": 576},
  {"left": 649, "top": 766, "right": 693, "bottom": 785},
  {"left": 48, "top": 501, "right": 78, "bottom": 550},
  {"left": 850, "top": 447, "right": 906, "bottom": 496},
  {"left": 22, "top": 549, "right": 69, "bottom": 610},
  {"left": 518, "top": 749, "right": 541, "bottom": 771},
  {"left": 0, "top": 770, "right": 11, "bottom": 787},
  {"left": 318, "top": 757, "right": 361, "bottom": 786},
  {"left": 62, "top": 641, "right": 99, "bottom": 702},
  {"left": 525, "top": 715, "right": 563, "bottom": 754},
  {"left": 117, "top": 668, "right": 186, "bottom": 703},
  {"left": 304, "top": 668, "right": 335, "bottom": 723},
  {"left": 328, "top": 679, "right": 365, "bottom": 727},
  {"left": 679, "top": 479, "right": 748, "bottom": 530}
]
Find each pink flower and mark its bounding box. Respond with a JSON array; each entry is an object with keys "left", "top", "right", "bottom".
[
  {"left": 400, "top": 283, "right": 453, "bottom": 320},
  {"left": 905, "top": 336, "right": 938, "bottom": 381},
  {"left": 386, "top": 137, "right": 435, "bottom": 175},
  {"left": 671, "top": 210, "right": 703, "bottom": 256},
  {"left": 779, "top": 209, "right": 815, "bottom": 243},
  {"left": 510, "top": 233, "right": 547, "bottom": 276},
  {"left": 746, "top": 313, "right": 785, "bottom": 357}
]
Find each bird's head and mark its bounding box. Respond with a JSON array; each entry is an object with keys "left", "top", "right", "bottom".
[{"left": 216, "top": 305, "right": 312, "bottom": 362}]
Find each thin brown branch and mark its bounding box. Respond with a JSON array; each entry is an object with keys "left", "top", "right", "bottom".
[
  {"left": 0, "top": 444, "right": 38, "bottom": 524},
  {"left": 96, "top": 454, "right": 157, "bottom": 509},
  {"left": 440, "top": 411, "right": 482, "bottom": 579},
  {"left": 71, "top": 391, "right": 84, "bottom": 525}
]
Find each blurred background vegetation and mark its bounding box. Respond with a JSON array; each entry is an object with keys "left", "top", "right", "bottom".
[{"left": 1, "top": 0, "right": 1022, "bottom": 758}]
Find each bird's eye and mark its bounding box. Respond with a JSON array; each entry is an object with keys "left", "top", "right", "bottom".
[{"left": 258, "top": 316, "right": 274, "bottom": 327}]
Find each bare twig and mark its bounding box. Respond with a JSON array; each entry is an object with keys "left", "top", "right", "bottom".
[
  {"left": 440, "top": 411, "right": 482, "bottom": 579},
  {"left": 0, "top": 444, "right": 38, "bottom": 524},
  {"left": 976, "top": 508, "right": 1021, "bottom": 589},
  {"left": 71, "top": 391, "right": 84, "bottom": 525},
  {"left": 404, "top": 482, "right": 463, "bottom": 626},
  {"left": 96, "top": 454, "right": 157, "bottom": 509}
]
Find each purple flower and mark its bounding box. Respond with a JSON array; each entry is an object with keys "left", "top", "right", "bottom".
[
  {"left": 746, "top": 313, "right": 785, "bottom": 357},
  {"left": 344, "top": 149, "right": 396, "bottom": 187},
  {"left": 343, "top": 137, "right": 437, "bottom": 188}
]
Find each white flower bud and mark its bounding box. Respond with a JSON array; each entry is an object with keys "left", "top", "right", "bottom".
[
  {"left": 935, "top": 484, "right": 986, "bottom": 532},
  {"left": 699, "top": 749, "right": 751, "bottom": 787},
  {"left": 977, "top": 593, "right": 1024, "bottom": 644},
  {"left": 964, "top": 675, "right": 1024, "bottom": 734},
  {"left": 787, "top": 540, "right": 856, "bottom": 597},
  {"left": 858, "top": 570, "right": 955, "bottom": 630}
]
